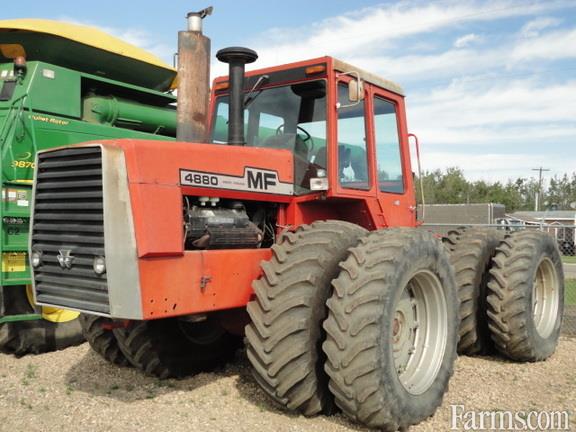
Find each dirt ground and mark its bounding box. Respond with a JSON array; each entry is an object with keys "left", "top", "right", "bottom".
[{"left": 0, "top": 338, "right": 575, "bottom": 432}]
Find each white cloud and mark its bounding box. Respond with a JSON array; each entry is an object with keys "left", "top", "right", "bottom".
[
  {"left": 405, "top": 76, "right": 576, "bottom": 181},
  {"left": 454, "top": 33, "right": 483, "bottom": 48},
  {"left": 341, "top": 48, "right": 507, "bottom": 82},
  {"left": 520, "top": 17, "right": 562, "bottom": 38},
  {"left": 210, "top": 1, "right": 576, "bottom": 84},
  {"left": 410, "top": 79, "right": 576, "bottom": 133},
  {"left": 511, "top": 28, "right": 576, "bottom": 62},
  {"left": 57, "top": 16, "right": 174, "bottom": 65},
  {"left": 215, "top": 0, "right": 574, "bottom": 76}
]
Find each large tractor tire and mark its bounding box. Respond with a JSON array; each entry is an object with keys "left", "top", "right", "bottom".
[
  {"left": 245, "top": 221, "right": 367, "bottom": 416},
  {"left": 443, "top": 227, "right": 504, "bottom": 355},
  {"left": 487, "top": 230, "right": 564, "bottom": 362},
  {"left": 79, "top": 314, "right": 130, "bottom": 366},
  {"left": 0, "top": 285, "right": 84, "bottom": 356},
  {"left": 323, "top": 229, "right": 459, "bottom": 431},
  {"left": 113, "top": 316, "right": 241, "bottom": 379}
]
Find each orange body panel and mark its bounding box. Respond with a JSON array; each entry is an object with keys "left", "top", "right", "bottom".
[
  {"left": 138, "top": 248, "right": 272, "bottom": 319},
  {"left": 128, "top": 183, "right": 184, "bottom": 256}
]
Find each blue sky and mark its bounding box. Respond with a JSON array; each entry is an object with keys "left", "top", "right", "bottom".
[{"left": 4, "top": 0, "right": 576, "bottom": 182}]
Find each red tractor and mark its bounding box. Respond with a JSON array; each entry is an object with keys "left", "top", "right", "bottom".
[{"left": 28, "top": 12, "right": 564, "bottom": 430}]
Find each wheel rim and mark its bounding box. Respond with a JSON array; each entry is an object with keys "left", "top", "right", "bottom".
[
  {"left": 392, "top": 270, "right": 448, "bottom": 395},
  {"left": 532, "top": 257, "right": 560, "bottom": 338}
]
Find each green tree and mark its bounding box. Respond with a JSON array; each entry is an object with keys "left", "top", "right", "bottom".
[{"left": 415, "top": 167, "right": 575, "bottom": 212}]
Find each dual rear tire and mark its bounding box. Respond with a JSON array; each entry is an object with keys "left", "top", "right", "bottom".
[
  {"left": 487, "top": 230, "right": 564, "bottom": 361},
  {"left": 323, "top": 228, "right": 458, "bottom": 430},
  {"left": 245, "top": 221, "right": 367, "bottom": 415},
  {"left": 444, "top": 228, "right": 564, "bottom": 362},
  {"left": 443, "top": 227, "right": 504, "bottom": 355},
  {"left": 247, "top": 223, "right": 459, "bottom": 431}
]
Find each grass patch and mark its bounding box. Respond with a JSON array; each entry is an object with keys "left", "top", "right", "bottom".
[
  {"left": 562, "top": 256, "right": 576, "bottom": 264},
  {"left": 21, "top": 364, "right": 37, "bottom": 386},
  {"left": 19, "top": 399, "right": 33, "bottom": 410},
  {"left": 155, "top": 380, "right": 176, "bottom": 390},
  {"left": 566, "top": 279, "right": 576, "bottom": 305},
  {"left": 106, "top": 384, "right": 120, "bottom": 395}
]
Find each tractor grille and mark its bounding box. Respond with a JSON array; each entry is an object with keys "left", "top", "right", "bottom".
[{"left": 31, "top": 147, "right": 110, "bottom": 314}]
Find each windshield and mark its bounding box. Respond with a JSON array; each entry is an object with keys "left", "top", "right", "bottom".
[{"left": 212, "top": 79, "right": 327, "bottom": 194}]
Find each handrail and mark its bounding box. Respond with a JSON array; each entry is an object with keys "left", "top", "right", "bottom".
[{"left": 408, "top": 133, "right": 425, "bottom": 222}]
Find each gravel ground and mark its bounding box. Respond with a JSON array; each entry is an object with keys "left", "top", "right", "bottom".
[{"left": 0, "top": 338, "right": 575, "bottom": 432}]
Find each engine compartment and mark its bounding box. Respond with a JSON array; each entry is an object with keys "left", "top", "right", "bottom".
[{"left": 183, "top": 197, "right": 278, "bottom": 250}]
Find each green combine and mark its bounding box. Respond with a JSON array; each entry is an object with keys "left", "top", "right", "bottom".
[{"left": 0, "top": 19, "right": 177, "bottom": 355}]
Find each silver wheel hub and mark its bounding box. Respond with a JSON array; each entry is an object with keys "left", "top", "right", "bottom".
[
  {"left": 532, "top": 257, "right": 560, "bottom": 338},
  {"left": 392, "top": 270, "right": 448, "bottom": 395}
]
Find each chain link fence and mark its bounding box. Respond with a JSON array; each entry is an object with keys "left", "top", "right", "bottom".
[{"left": 423, "top": 223, "right": 576, "bottom": 337}]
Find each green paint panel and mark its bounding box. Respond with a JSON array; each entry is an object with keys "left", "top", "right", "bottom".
[
  {"left": 1, "top": 57, "right": 176, "bottom": 287},
  {"left": 26, "top": 63, "right": 81, "bottom": 118}
]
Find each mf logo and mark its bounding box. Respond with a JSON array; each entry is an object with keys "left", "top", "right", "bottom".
[
  {"left": 247, "top": 169, "right": 277, "bottom": 191},
  {"left": 57, "top": 249, "right": 75, "bottom": 269}
]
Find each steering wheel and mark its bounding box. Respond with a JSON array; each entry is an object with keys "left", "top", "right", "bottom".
[{"left": 275, "top": 124, "right": 314, "bottom": 152}]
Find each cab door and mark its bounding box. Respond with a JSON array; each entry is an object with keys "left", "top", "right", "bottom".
[{"left": 368, "top": 85, "right": 416, "bottom": 227}]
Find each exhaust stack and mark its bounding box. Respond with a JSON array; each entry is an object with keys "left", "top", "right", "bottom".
[
  {"left": 216, "top": 47, "right": 257, "bottom": 145},
  {"left": 176, "top": 7, "right": 213, "bottom": 142}
]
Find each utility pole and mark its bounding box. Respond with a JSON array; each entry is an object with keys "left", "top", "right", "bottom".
[{"left": 532, "top": 167, "right": 550, "bottom": 212}]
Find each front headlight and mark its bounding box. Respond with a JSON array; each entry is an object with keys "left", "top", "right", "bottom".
[
  {"left": 31, "top": 250, "right": 42, "bottom": 268},
  {"left": 93, "top": 256, "right": 106, "bottom": 275}
]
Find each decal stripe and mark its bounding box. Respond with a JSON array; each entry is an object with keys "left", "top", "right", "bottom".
[{"left": 180, "top": 167, "right": 294, "bottom": 195}]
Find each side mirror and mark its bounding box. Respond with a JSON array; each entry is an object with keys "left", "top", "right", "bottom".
[
  {"left": 337, "top": 71, "right": 364, "bottom": 109},
  {"left": 348, "top": 78, "right": 365, "bottom": 102}
]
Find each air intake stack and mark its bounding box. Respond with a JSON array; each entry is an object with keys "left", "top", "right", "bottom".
[
  {"left": 216, "top": 47, "right": 258, "bottom": 145},
  {"left": 176, "top": 7, "right": 213, "bottom": 142}
]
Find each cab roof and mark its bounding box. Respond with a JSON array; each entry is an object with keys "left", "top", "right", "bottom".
[
  {"left": 216, "top": 56, "right": 404, "bottom": 97},
  {"left": 333, "top": 58, "right": 404, "bottom": 96}
]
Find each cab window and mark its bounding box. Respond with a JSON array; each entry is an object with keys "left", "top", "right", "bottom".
[
  {"left": 212, "top": 81, "right": 327, "bottom": 164},
  {"left": 211, "top": 79, "right": 327, "bottom": 194},
  {"left": 374, "top": 97, "right": 404, "bottom": 193},
  {"left": 337, "top": 84, "right": 369, "bottom": 190}
]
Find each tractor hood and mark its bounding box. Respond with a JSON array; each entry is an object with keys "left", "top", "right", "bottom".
[
  {"left": 115, "top": 139, "right": 296, "bottom": 196},
  {"left": 30, "top": 140, "right": 282, "bottom": 319}
]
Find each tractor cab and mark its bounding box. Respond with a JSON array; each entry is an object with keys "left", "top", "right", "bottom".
[{"left": 208, "top": 56, "right": 416, "bottom": 227}]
